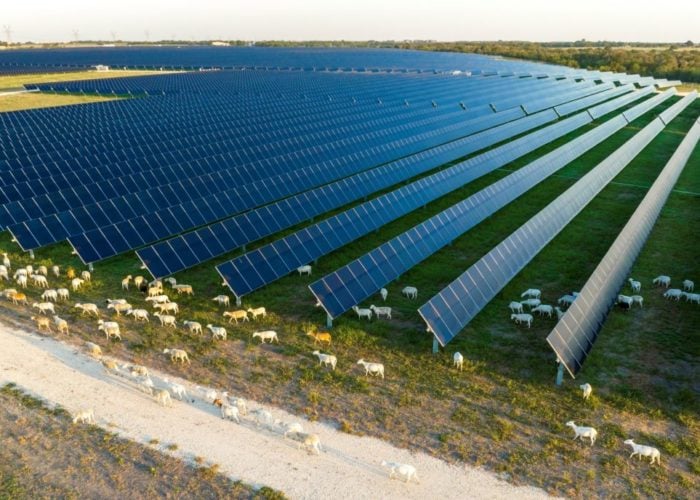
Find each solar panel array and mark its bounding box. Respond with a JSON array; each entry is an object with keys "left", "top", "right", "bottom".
[
  {"left": 418, "top": 94, "right": 693, "bottom": 347},
  {"left": 547, "top": 94, "right": 698, "bottom": 377}
]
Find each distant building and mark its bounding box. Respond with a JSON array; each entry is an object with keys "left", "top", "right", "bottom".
[
  {"left": 211, "top": 41, "right": 230, "bottom": 47},
  {"left": 94, "top": 65, "right": 110, "bottom": 72}
]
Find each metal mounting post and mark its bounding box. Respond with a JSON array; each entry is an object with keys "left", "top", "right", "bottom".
[
  {"left": 236, "top": 296, "right": 242, "bottom": 307},
  {"left": 241, "top": 245, "right": 246, "bottom": 253},
  {"left": 28, "top": 250, "right": 35, "bottom": 260},
  {"left": 555, "top": 362, "right": 564, "bottom": 387},
  {"left": 88, "top": 263, "right": 94, "bottom": 272},
  {"left": 432, "top": 337, "right": 439, "bottom": 354},
  {"left": 326, "top": 314, "right": 333, "bottom": 329}
]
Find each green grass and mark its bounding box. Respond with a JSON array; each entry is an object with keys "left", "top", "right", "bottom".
[{"left": 0, "top": 95, "right": 698, "bottom": 498}]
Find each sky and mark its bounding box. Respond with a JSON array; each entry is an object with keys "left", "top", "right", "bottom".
[{"left": 3, "top": 0, "right": 699, "bottom": 44}]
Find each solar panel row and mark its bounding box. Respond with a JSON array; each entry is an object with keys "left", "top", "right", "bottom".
[
  {"left": 554, "top": 84, "right": 634, "bottom": 117},
  {"left": 587, "top": 86, "right": 655, "bottom": 119}
]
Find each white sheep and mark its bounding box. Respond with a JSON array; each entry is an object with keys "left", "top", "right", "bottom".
[
  {"left": 154, "top": 312, "right": 177, "bottom": 328},
  {"left": 16, "top": 274, "right": 27, "bottom": 288},
  {"left": 31, "top": 315, "right": 52, "bottom": 332},
  {"left": 74, "top": 302, "right": 99, "bottom": 316},
  {"left": 565, "top": 421, "right": 597, "bottom": 446},
  {"left": 207, "top": 324, "right": 227, "bottom": 340},
  {"left": 154, "top": 388, "right": 173, "bottom": 407},
  {"left": 72, "top": 409, "right": 95, "bottom": 424},
  {"left": 145, "top": 294, "right": 170, "bottom": 304},
  {"left": 25, "top": 265, "right": 33, "bottom": 275},
  {"left": 252, "top": 330, "right": 278, "bottom": 343},
  {"left": 164, "top": 277, "right": 177, "bottom": 287},
  {"left": 297, "top": 265, "right": 312, "bottom": 276},
  {"left": 183, "top": 320, "right": 203, "bottom": 335},
  {"left": 682, "top": 279, "right": 695, "bottom": 292},
  {"left": 137, "top": 375, "right": 154, "bottom": 395},
  {"left": 147, "top": 286, "right": 162, "bottom": 297},
  {"left": 126, "top": 308, "right": 150, "bottom": 322},
  {"left": 253, "top": 408, "right": 274, "bottom": 428},
  {"left": 521, "top": 288, "right": 541, "bottom": 299},
  {"left": 223, "top": 309, "right": 249, "bottom": 323},
  {"left": 453, "top": 352, "right": 464, "bottom": 371},
  {"left": 133, "top": 276, "right": 146, "bottom": 289},
  {"left": 127, "top": 364, "right": 150, "bottom": 378},
  {"left": 296, "top": 432, "right": 322, "bottom": 455},
  {"left": 162, "top": 378, "right": 187, "bottom": 400},
  {"left": 121, "top": 275, "right": 132, "bottom": 290},
  {"left": 212, "top": 294, "right": 230, "bottom": 307},
  {"left": 32, "top": 301, "right": 55, "bottom": 315},
  {"left": 41, "top": 289, "right": 58, "bottom": 302},
  {"left": 352, "top": 305, "right": 372, "bottom": 320},
  {"left": 532, "top": 304, "right": 554, "bottom": 317},
  {"left": 31, "top": 274, "right": 49, "bottom": 288},
  {"left": 52, "top": 265, "right": 60, "bottom": 277},
  {"left": 106, "top": 298, "right": 129, "bottom": 305},
  {"left": 53, "top": 315, "right": 69, "bottom": 334},
  {"left": 558, "top": 294, "right": 576, "bottom": 307},
  {"left": 402, "top": 286, "right": 418, "bottom": 299},
  {"left": 683, "top": 292, "right": 700, "bottom": 304},
  {"left": 510, "top": 313, "right": 533, "bottom": 327},
  {"left": 370, "top": 304, "right": 392, "bottom": 319},
  {"left": 380, "top": 287, "right": 388, "bottom": 301},
  {"left": 221, "top": 392, "right": 248, "bottom": 416},
  {"left": 617, "top": 294, "right": 634, "bottom": 309},
  {"left": 628, "top": 278, "right": 641, "bottom": 293},
  {"left": 357, "top": 359, "right": 384, "bottom": 378},
  {"left": 2, "top": 288, "right": 17, "bottom": 299},
  {"left": 624, "top": 439, "right": 661, "bottom": 465},
  {"left": 71, "top": 278, "right": 84, "bottom": 291},
  {"left": 381, "top": 460, "right": 419, "bottom": 484},
  {"left": 81, "top": 270, "right": 91, "bottom": 282},
  {"left": 97, "top": 320, "right": 121, "bottom": 340},
  {"left": 276, "top": 420, "right": 304, "bottom": 438},
  {"left": 312, "top": 350, "right": 337, "bottom": 370},
  {"left": 57, "top": 288, "right": 70, "bottom": 301},
  {"left": 0, "top": 265, "right": 8, "bottom": 281},
  {"left": 2, "top": 253, "right": 10, "bottom": 269},
  {"left": 198, "top": 386, "right": 219, "bottom": 403},
  {"left": 36, "top": 265, "right": 48, "bottom": 276},
  {"left": 164, "top": 348, "right": 190, "bottom": 364},
  {"left": 107, "top": 302, "right": 132, "bottom": 316},
  {"left": 631, "top": 295, "right": 644, "bottom": 308},
  {"left": 84, "top": 342, "right": 102, "bottom": 358},
  {"left": 520, "top": 298, "right": 541, "bottom": 309},
  {"left": 220, "top": 403, "right": 240, "bottom": 422},
  {"left": 173, "top": 284, "right": 194, "bottom": 295},
  {"left": 508, "top": 301, "right": 524, "bottom": 313},
  {"left": 247, "top": 306, "right": 267, "bottom": 319},
  {"left": 663, "top": 288, "right": 682, "bottom": 301},
  {"left": 580, "top": 383, "right": 592, "bottom": 400},
  {"left": 653, "top": 275, "right": 671, "bottom": 287},
  {"left": 153, "top": 302, "right": 179, "bottom": 315}
]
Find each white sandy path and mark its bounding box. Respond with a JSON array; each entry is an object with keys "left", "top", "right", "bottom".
[{"left": 0, "top": 323, "right": 552, "bottom": 500}]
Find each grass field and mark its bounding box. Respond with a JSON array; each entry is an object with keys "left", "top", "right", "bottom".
[
  {"left": 0, "top": 88, "right": 698, "bottom": 498},
  {"left": 0, "top": 383, "right": 284, "bottom": 499}
]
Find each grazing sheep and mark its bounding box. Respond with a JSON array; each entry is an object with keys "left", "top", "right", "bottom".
[
  {"left": 125, "top": 308, "right": 150, "bottom": 322},
  {"left": 137, "top": 376, "right": 154, "bottom": 395},
  {"left": 25, "top": 265, "right": 33, "bottom": 275},
  {"left": 32, "top": 301, "right": 55, "bottom": 315},
  {"left": 153, "top": 302, "right": 179, "bottom": 315},
  {"left": 532, "top": 304, "right": 554, "bottom": 317},
  {"left": 220, "top": 403, "right": 240, "bottom": 422},
  {"left": 84, "top": 342, "right": 102, "bottom": 358},
  {"left": 628, "top": 278, "right": 642, "bottom": 293},
  {"left": 296, "top": 433, "right": 322, "bottom": 455},
  {"left": 663, "top": 288, "right": 683, "bottom": 301},
  {"left": 65, "top": 268, "right": 76, "bottom": 279},
  {"left": 206, "top": 324, "right": 227, "bottom": 340},
  {"left": 402, "top": 286, "right": 418, "bottom": 299},
  {"left": 357, "top": 359, "right": 384, "bottom": 378},
  {"left": 183, "top": 320, "right": 203, "bottom": 335},
  {"left": 107, "top": 302, "right": 132, "bottom": 316},
  {"left": 0, "top": 265, "right": 8, "bottom": 281},
  {"left": 74, "top": 303, "right": 99, "bottom": 316},
  {"left": 133, "top": 276, "right": 146, "bottom": 289},
  {"left": 41, "top": 289, "right": 58, "bottom": 302},
  {"left": 631, "top": 295, "right": 644, "bottom": 308},
  {"left": 370, "top": 304, "right": 392, "bottom": 319},
  {"left": 16, "top": 274, "right": 27, "bottom": 288},
  {"left": 306, "top": 331, "right": 332, "bottom": 345},
  {"left": 624, "top": 439, "right": 661, "bottom": 465},
  {"left": 154, "top": 313, "right": 177, "bottom": 328},
  {"left": 653, "top": 275, "right": 671, "bottom": 287},
  {"left": 558, "top": 294, "right": 576, "bottom": 307},
  {"left": 617, "top": 294, "right": 634, "bottom": 309},
  {"left": 381, "top": 461, "right": 419, "bottom": 484},
  {"left": 97, "top": 320, "right": 121, "bottom": 340},
  {"left": 253, "top": 408, "right": 274, "bottom": 428},
  {"left": 2, "top": 288, "right": 17, "bottom": 299},
  {"left": 312, "top": 350, "right": 337, "bottom": 370},
  {"left": 31, "top": 274, "right": 49, "bottom": 288},
  {"left": 2, "top": 253, "right": 10, "bottom": 269},
  {"left": 147, "top": 286, "right": 162, "bottom": 297},
  {"left": 510, "top": 313, "right": 533, "bottom": 328},
  {"left": 37, "top": 265, "right": 48, "bottom": 276},
  {"left": 173, "top": 284, "right": 194, "bottom": 295},
  {"left": 72, "top": 409, "right": 95, "bottom": 424},
  {"left": 164, "top": 277, "right": 177, "bottom": 287},
  {"left": 162, "top": 378, "right": 187, "bottom": 400},
  {"left": 580, "top": 383, "right": 592, "bottom": 400},
  {"left": 212, "top": 295, "right": 230, "bottom": 307},
  {"left": 508, "top": 301, "right": 524, "bottom": 313},
  {"left": 223, "top": 309, "right": 249, "bottom": 323},
  {"left": 453, "top": 352, "right": 464, "bottom": 371},
  {"left": 252, "top": 330, "right": 278, "bottom": 344},
  {"left": 57, "top": 288, "right": 70, "bottom": 301},
  {"left": 566, "top": 421, "right": 597, "bottom": 446},
  {"left": 297, "top": 265, "right": 312, "bottom": 276},
  {"left": 682, "top": 279, "right": 695, "bottom": 292},
  {"left": 71, "top": 278, "right": 84, "bottom": 291},
  {"left": 163, "top": 348, "right": 190, "bottom": 364},
  {"left": 520, "top": 298, "right": 541, "bottom": 309},
  {"left": 121, "top": 275, "right": 132, "bottom": 290},
  {"left": 127, "top": 365, "right": 150, "bottom": 378},
  {"left": 352, "top": 305, "right": 372, "bottom": 320},
  {"left": 31, "top": 315, "right": 52, "bottom": 332},
  {"left": 102, "top": 359, "right": 120, "bottom": 373},
  {"left": 81, "top": 270, "right": 91, "bottom": 282},
  {"left": 276, "top": 420, "right": 304, "bottom": 439},
  {"left": 53, "top": 316, "right": 69, "bottom": 334},
  {"left": 51, "top": 265, "right": 60, "bottom": 277},
  {"left": 220, "top": 392, "right": 248, "bottom": 416},
  {"left": 106, "top": 298, "right": 129, "bottom": 305},
  {"left": 521, "top": 288, "right": 541, "bottom": 299},
  {"left": 380, "top": 287, "right": 388, "bottom": 301},
  {"left": 247, "top": 306, "right": 267, "bottom": 320},
  {"left": 154, "top": 388, "right": 173, "bottom": 407},
  {"left": 145, "top": 294, "right": 170, "bottom": 304},
  {"left": 8, "top": 291, "right": 28, "bottom": 305},
  {"left": 683, "top": 292, "right": 700, "bottom": 304}
]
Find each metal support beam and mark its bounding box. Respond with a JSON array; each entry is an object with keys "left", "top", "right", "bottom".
[
  {"left": 88, "top": 263, "right": 94, "bottom": 272},
  {"left": 28, "top": 250, "right": 34, "bottom": 260},
  {"left": 555, "top": 362, "right": 564, "bottom": 387},
  {"left": 236, "top": 296, "right": 242, "bottom": 307},
  {"left": 326, "top": 314, "right": 333, "bottom": 329},
  {"left": 432, "top": 337, "right": 439, "bottom": 354}
]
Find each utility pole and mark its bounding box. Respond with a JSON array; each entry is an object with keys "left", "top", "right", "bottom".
[{"left": 2, "top": 25, "right": 12, "bottom": 45}]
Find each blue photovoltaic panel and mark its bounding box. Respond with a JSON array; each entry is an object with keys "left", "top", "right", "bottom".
[
  {"left": 554, "top": 84, "right": 634, "bottom": 117},
  {"left": 587, "top": 86, "right": 655, "bottom": 119}
]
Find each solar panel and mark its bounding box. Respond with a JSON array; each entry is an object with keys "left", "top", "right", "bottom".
[
  {"left": 554, "top": 84, "right": 634, "bottom": 117},
  {"left": 587, "top": 86, "right": 655, "bottom": 119},
  {"left": 419, "top": 96, "right": 693, "bottom": 347},
  {"left": 548, "top": 108, "right": 699, "bottom": 378}
]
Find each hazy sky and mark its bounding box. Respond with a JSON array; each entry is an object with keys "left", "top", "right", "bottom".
[{"left": 3, "top": 0, "right": 699, "bottom": 43}]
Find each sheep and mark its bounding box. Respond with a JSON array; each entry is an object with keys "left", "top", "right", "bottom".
[
  {"left": 162, "top": 378, "right": 187, "bottom": 400},
  {"left": 41, "top": 289, "right": 58, "bottom": 302},
  {"left": 147, "top": 286, "right": 162, "bottom": 297},
  {"left": 51, "top": 265, "right": 60, "bottom": 277},
  {"left": 102, "top": 359, "right": 120, "bottom": 373},
  {"left": 37, "top": 265, "right": 48, "bottom": 276},
  {"left": 247, "top": 306, "right": 267, "bottom": 320},
  {"left": 402, "top": 286, "right": 418, "bottom": 299},
  {"left": 183, "top": 320, "right": 203, "bottom": 335},
  {"left": 510, "top": 313, "right": 533, "bottom": 327},
  {"left": 453, "top": 352, "right": 464, "bottom": 371},
  {"left": 97, "top": 320, "right": 121, "bottom": 340},
  {"left": 252, "top": 330, "right": 278, "bottom": 344},
  {"left": 218, "top": 392, "right": 248, "bottom": 416},
  {"left": 306, "top": 331, "right": 332, "bottom": 345},
  {"left": 74, "top": 303, "right": 99, "bottom": 317},
  {"left": 107, "top": 302, "right": 132, "bottom": 316},
  {"left": 81, "top": 270, "right": 91, "bottom": 282},
  {"left": 72, "top": 409, "right": 95, "bottom": 424},
  {"left": 163, "top": 348, "right": 190, "bottom": 364},
  {"left": 297, "top": 265, "right": 312, "bottom": 276},
  {"left": 53, "top": 316, "right": 69, "bottom": 334},
  {"left": 370, "top": 304, "right": 392, "bottom": 319},
  {"left": 137, "top": 376, "right": 154, "bottom": 395},
  {"left": 212, "top": 294, "right": 230, "bottom": 307},
  {"left": 682, "top": 279, "right": 695, "bottom": 292},
  {"left": 558, "top": 294, "right": 576, "bottom": 307},
  {"left": 380, "top": 461, "right": 419, "bottom": 484},
  {"left": 173, "top": 284, "right": 194, "bottom": 295},
  {"left": 508, "top": 301, "right": 524, "bottom": 313},
  {"left": 125, "top": 308, "right": 150, "bottom": 322},
  {"left": 154, "top": 313, "right": 177, "bottom": 328},
  {"left": 31, "top": 315, "right": 52, "bottom": 332},
  {"left": 565, "top": 421, "right": 597, "bottom": 446},
  {"left": 532, "top": 304, "right": 554, "bottom": 317},
  {"left": 32, "top": 301, "right": 55, "bottom": 315},
  {"left": 617, "top": 294, "right": 634, "bottom": 309},
  {"left": 153, "top": 302, "right": 179, "bottom": 315},
  {"left": 2, "top": 288, "right": 17, "bottom": 299},
  {"left": 2, "top": 252, "right": 10, "bottom": 269},
  {"left": 653, "top": 275, "right": 671, "bottom": 287},
  {"left": 276, "top": 420, "right": 304, "bottom": 438},
  {"left": 84, "top": 342, "right": 102, "bottom": 358},
  {"left": 0, "top": 266, "right": 8, "bottom": 280},
  {"left": 65, "top": 268, "right": 76, "bottom": 279},
  {"left": 663, "top": 288, "right": 683, "bottom": 301},
  {"left": 628, "top": 278, "right": 642, "bottom": 293},
  {"left": 252, "top": 408, "right": 274, "bottom": 428},
  {"left": 631, "top": 295, "right": 644, "bottom": 308},
  {"left": 520, "top": 298, "right": 541, "bottom": 309},
  {"left": 8, "top": 291, "right": 28, "bottom": 305},
  {"left": 121, "top": 275, "right": 132, "bottom": 290},
  {"left": 380, "top": 287, "right": 388, "bottom": 301},
  {"left": 25, "top": 265, "right": 33, "bottom": 275},
  {"left": 206, "top": 324, "right": 227, "bottom": 340},
  {"left": 223, "top": 309, "right": 249, "bottom": 323},
  {"left": 352, "top": 305, "right": 372, "bottom": 320},
  {"left": 71, "top": 278, "right": 84, "bottom": 291},
  {"left": 106, "top": 298, "right": 128, "bottom": 305},
  {"left": 312, "top": 350, "right": 337, "bottom": 370},
  {"left": 624, "top": 439, "right": 661, "bottom": 465},
  {"left": 220, "top": 403, "right": 240, "bottom": 422},
  {"left": 16, "top": 275, "right": 27, "bottom": 288},
  {"left": 144, "top": 294, "right": 170, "bottom": 304},
  {"left": 580, "top": 383, "right": 592, "bottom": 400},
  {"left": 296, "top": 432, "right": 322, "bottom": 455},
  {"left": 683, "top": 292, "right": 700, "bottom": 304},
  {"left": 357, "top": 359, "right": 385, "bottom": 378},
  {"left": 154, "top": 388, "right": 173, "bottom": 407},
  {"left": 521, "top": 288, "right": 541, "bottom": 299},
  {"left": 13, "top": 268, "right": 27, "bottom": 280},
  {"left": 133, "top": 276, "right": 146, "bottom": 289},
  {"left": 57, "top": 288, "right": 70, "bottom": 301},
  {"left": 164, "top": 277, "right": 177, "bottom": 287}
]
